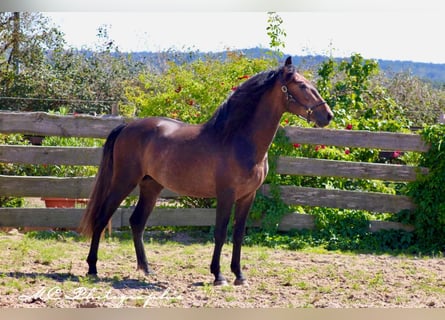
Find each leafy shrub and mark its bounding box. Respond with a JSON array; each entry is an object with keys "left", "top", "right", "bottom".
[
  {"left": 403, "top": 125, "right": 445, "bottom": 252},
  {"left": 122, "top": 51, "right": 275, "bottom": 121},
  {"left": 0, "top": 134, "right": 28, "bottom": 207},
  {"left": 317, "top": 53, "right": 411, "bottom": 132}
]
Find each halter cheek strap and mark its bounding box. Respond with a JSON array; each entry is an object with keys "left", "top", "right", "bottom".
[{"left": 281, "top": 85, "right": 326, "bottom": 123}]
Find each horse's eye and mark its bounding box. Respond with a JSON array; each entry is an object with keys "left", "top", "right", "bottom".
[{"left": 299, "top": 84, "right": 308, "bottom": 90}]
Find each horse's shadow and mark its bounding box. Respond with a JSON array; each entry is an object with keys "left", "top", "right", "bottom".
[{"left": 2, "top": 271, "right": 168, "bottom": 291}]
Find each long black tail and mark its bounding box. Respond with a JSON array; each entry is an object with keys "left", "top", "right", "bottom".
[{"left": 79, "top": 124, "right": 127, "bottom": 237}]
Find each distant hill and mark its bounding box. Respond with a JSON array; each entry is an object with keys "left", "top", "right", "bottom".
[{"left": 126, "top": 47, "right": 445, "bottom": 84}]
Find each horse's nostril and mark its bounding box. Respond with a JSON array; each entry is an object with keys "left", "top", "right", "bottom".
[{"left": 327, "top": 112, "right": 333, "bottom": 122}]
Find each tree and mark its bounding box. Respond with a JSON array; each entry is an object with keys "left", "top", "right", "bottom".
[
  {"left": 383, "top": 73, "right": 445, "bottom": 127},
  {"left": 0, "top": 12, "right": 65, "bottom": 111},
  {"left": 0, "top": 15, "right": 141, "bottom": 114},
  {"left": 44, "top": 25, "right": 141, "bottom": 115},
  {"left": 0, "top": 12, "right": 64, "bottom": 72}
]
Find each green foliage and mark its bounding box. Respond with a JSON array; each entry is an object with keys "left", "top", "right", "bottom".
[
  {"left": 0, "top": 133, "right": 28, "bottom": 207},
  {"left": 25, "top": 230, "right": 81, "bottom": 241},
  {"left": 317, "top": 53, "right": 411, "bottom": 132},
  {"left": 123, "top": 52, "right": 274, "bottom": 120},
  {"left": 0, "top": 111, "right": 101, "bottom": 180},
  {"left": 243, "top": 227, "right": 417, "bottom": 254},
  {"left": 403, "top": 125, "right": 445, "bottom": 252},
  {"left": 266, "top": 12, "right": 287, "bottom": 57},
  {"left": 314, "top": 208, "right": 371, "bottom": 240},
  {"left": 11, "top": 109, "right": 102, "bottom": 178},
  {"left": 31, "top": 135, "right": 101, "bottom": 178},
  {"left": 384, "top": 72, "right": 445, "bottom": 127},
  {"left": 0, "top": 15, "right": 140, "bottom": 114},
  {"left": 0, "top": 196, "right": 24, "bottom": 208}
]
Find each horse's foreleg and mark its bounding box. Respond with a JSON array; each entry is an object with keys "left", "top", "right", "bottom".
[
  {"left": 210, "top": 191, "right": 235, "bottom": 286},
  {"left": 130, "top": 178, "right": 163, "bottom": 275},
  {"left": 231, "top": 192, "right": 255, "bottom": 286}
]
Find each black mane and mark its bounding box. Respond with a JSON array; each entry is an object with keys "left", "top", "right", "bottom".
[{"left": 203, "top": 67, "right": 282, "bottom": 142}]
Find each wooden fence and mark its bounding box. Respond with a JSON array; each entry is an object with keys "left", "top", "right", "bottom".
[{"left": 0, "top": 112, "right": 430, "bottom": 232}]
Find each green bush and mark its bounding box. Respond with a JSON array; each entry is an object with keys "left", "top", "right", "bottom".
[
  {"left": 0, "top": 133, "right": 28, "bottom": 207},
  {"left": 122, "top": 52, "right": 275, "bottom": 120},
  {"left": 403, "top": 125, "right": 445, "bottom": 252}
]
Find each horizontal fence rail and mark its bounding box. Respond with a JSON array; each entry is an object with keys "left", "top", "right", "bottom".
[
  {"left": 0, "top": 147, "right": 428, "bottom": 182},
  {"left": 0, "top": 111, "right": 430, "bottom": 151},
  {"left": 0, "top": 111, "right": 128, "bottom": 138},
  {"left": 277, "top": 157, "right": 428, "bottom": 182},
  {"left": 261, "top": 185, "right": 415, "bottom": 213},
  {"left": 285, "top": 127, "right": 430, "bottom": 152},
  {"left": 0, "top": 208, "right": 414, "bottom": 233},
  {"left": 0, "top": 145, "right": 102, "bottom": 166},
  {"left": 0, "top": 111, "right": 429, "bottom": 232}
]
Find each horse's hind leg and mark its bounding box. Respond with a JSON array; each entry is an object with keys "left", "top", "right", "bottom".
[
  {"left": 87, "top": 182, "right": 137, "bottom": 275},
  {"left": 130, "top": 177, "right": 163, "bottom": 274}
]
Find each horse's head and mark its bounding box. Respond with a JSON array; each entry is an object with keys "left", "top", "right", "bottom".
[{"left": 280, "top": 56, "right": 333, "bottom": 127}]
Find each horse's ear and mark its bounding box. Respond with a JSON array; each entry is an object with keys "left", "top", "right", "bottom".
[
  {"left": 285, "top": 56, "right": 292, "bottom": 66},
  {"left": 283, "top": 56, "right": 295, "bottom": 82}
]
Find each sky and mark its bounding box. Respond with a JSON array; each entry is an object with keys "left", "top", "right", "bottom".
[{"left": 42, "top": 11, "right": 445, "bottom": 64}]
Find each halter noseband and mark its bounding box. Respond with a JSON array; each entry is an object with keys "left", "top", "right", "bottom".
[{"left": 281, "top": 84, "right": 327, "bottom": 123}]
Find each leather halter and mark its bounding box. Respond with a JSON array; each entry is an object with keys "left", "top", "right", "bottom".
[{"left": 281, "top": 83, "right": 327, "bottom": 123}]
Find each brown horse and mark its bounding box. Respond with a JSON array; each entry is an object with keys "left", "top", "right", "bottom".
[{"left": 79, "top": 56, "right": 333, "bottom": 286}]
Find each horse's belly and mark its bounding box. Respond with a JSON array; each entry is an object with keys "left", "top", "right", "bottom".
[
  {"left": 149, "top": 158, "right": 217, "bottom": 198},
  {"left": 159, "top": 174, "right": 217, "bottom": 198}
]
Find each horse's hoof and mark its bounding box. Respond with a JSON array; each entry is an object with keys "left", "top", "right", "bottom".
[
  {"left": 234, "top": 278, "right": 248, "bottom": 286},
  {"left": 137, "top": 264, "right": 155, "bottom": 276},
  {"left": 213, "top": 279, "right": 229, "bottom": 286},
  {"left": 140, "top": 268, "right": 156, "bottom": 276},
  {"left": 85, "top": 273, "right": 98, "bottom": 280}
]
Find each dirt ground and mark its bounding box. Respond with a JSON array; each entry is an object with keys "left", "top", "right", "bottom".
[{"left": 1, "top": 229, "right": 445, "bottom": 308}]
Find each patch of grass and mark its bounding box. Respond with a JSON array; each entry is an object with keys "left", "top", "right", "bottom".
[
  {"left": 281, "top": 267, "right": 297, "bottom": 286},
  {"left": 220, "top": 285, "right": 234, "bottom": 293},
  {"left": 257, "top": 281, "right": 270, "bottom": 293},
  {"left": 201, "top": 282, "right": 214, "bottom": 297},
  {"left": 34, "top": 246, "right": 63, "bottom": 266},
  {"left": 4, "top": 276, "right": 28, "bottom": 295},
  {"left": 244, "top": 224, "right": 422, "bottom": 256},
  {"left": 296, "top": 281, "right": 309, "bottom": 290},
  {"left": 317, "top": 286, "right": 333, "bottom": 294},
  {"left": 368, "top": 271, "right": 385, "bottom": 288},
  {"left": 224, "top": 295, "right": 236, "bottom": 303},
  {"left": 78, "top": 274, "right": 100, "bottom": 288},
  {"left": 25, "top": 230, "right": 82, "bottom": 241}
]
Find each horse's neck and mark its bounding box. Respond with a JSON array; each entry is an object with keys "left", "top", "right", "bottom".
[{"left": 246, "top": 96, "right": 284, "bottom": 164}]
